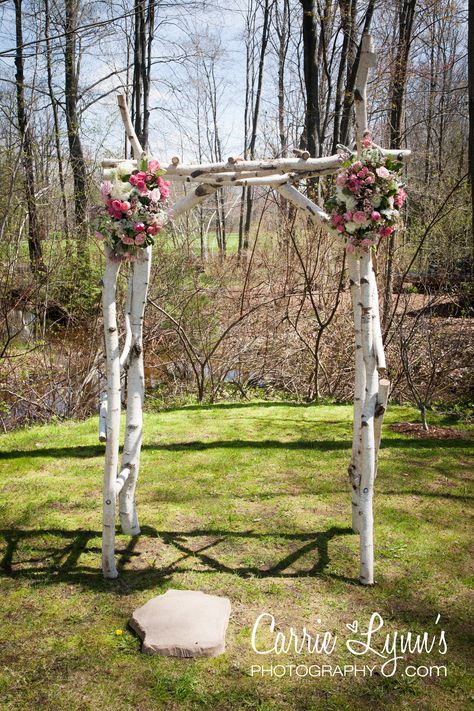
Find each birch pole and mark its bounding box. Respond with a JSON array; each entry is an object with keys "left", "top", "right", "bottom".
[
  {"left": 101, "top": 95, "right": 149, "bottom": 577},
  {"left": 118, "top": 247, "right": 151, "bottom": 535},
  {"left": 352, "top": 33, "right": 389, "bottom": 584},
  {"left": 347, "top": 254, "right": 365, "bottom": 534},
  {"left": 358, "top": 251, "right": 378, "bottom": 584},
  {"left": 102, "top": 255, "right": 121, "bottom": 578}
]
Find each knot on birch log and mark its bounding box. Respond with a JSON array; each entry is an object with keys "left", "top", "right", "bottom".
[
  {"left": 195, "top": 184, "right": 217, "bottom": 197},
  {"left": 348, "top": 463, "right": 360, "bottom": 489},
  {"left": 374, "top": 403, "right": 386, "bottom": 418}
]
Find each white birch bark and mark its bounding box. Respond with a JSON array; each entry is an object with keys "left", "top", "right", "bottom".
[
  {"left": 348, "top": 254, "right": 365, "bottom": 534},
  {"left": 354, "top": 34, "right": 376, "bottom": 153},
  {"left": 171, "top": 183, "right": 219, "bottom": 219},
  {"left": 358, "top": 251, "right": 378, "bottom": 584},
  {"left": 98, "top": 392, "right": 107, "bottom": 442},
  {"left": 276, "top": 183, "right": 331, "bottom": 229},
  {"left": 119, "top": 275, "right": 133, "bottom": 369},
  {"left": 374, "top": 378, "right": 390, "bottom": 478},
  {"left": 369, "top": 264, "right": 386, "bottom": 372},
  {"left": 118, "top": 247, "right": 152, "bottom": 535},
  {"left": 117, "top": 94, "right": 146, "bottom": 161},
  {"left": 102, "top": 255, "right": 121, "bottom": 578}
]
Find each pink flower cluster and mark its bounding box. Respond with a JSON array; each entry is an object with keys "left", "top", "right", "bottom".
[
  {"left": 96, "top": 159, "right": 170, "bottom": 260},
  {"left": 325, "top": 137, "right": 406, "bottom": 253}
]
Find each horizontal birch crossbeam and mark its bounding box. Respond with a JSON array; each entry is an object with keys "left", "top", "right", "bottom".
[{"left": 101, "top": 147, "right": 411, "bottom": 183}]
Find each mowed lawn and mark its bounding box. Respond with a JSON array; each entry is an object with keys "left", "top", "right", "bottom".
[{"left": 0, "top": 403, "right": 472, "bottom": 711}]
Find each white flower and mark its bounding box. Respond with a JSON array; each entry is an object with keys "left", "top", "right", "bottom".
[
  {"left": 345, "top": 221, "right": 358, "bottom": 234},
  {"left": 110, "top": 180, "right": 132, "bottom": 200},
  {"left": 102, "top": 168, "right": 117, "bottom": 182},
  {"left": 117, "top": 161, "right": 136, "bottom": 179},
  {"left": 344, "top": 195, "right": 357, "bottom": 210}
]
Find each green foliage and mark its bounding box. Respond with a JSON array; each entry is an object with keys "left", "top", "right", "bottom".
[{"left": 48, "top": 254, "right": 103, "bottom": 319}]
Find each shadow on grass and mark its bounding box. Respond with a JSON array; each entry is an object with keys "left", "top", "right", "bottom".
[
  {"left": 0, "top": 524, "right": 357, "bottom": 590},
  {"left": 0, "top": 433, "right": 470, "bottom": 461},
  {"left": 151, "top": 401, "right": 330, "bottom": 414}
]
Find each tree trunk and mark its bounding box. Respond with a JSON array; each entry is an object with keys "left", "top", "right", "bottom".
[
  {"left": 243, "top": 0, "right": 271, "bottom": 252},
  {"left": 14, "top": 0, "right": 44, "bottom": 273},
  {"left": 300, "top": 0, "right": 320, "bottom": 157},
  {"left": 64, "top": 0, "right": 89, "bottom": 263},
  {"left": 338, "top": 0, "right": 375, "bottom": 147},
  {"left": 420, "top": 404, "right": 429, "bottom": 432},
  {"left": 383, "top": 0, "right": 416, "bottom": 328},
  {"left": 45, "top": 0, "right": 70, "bottom": 246},
  {"left": 470, "top": 0, "right": 474, "bottom": 257}
]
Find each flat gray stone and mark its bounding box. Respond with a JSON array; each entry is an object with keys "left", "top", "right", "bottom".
[{"left": 129, "top": 589, "right": 231, "bottom": 657}]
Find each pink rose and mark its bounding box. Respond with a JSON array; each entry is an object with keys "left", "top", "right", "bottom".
[
  {"left": 362, "top": 136, "right": 372, "bottom": 148},
  {"left": 379, "top": 226, "right": 395, "bottom": 238},
  {"left": 376, "top": 166, "right": 390, "bottom": 179},
  {"left": 331, "top": 213, "right": 342, "bottom": 226},
  {"left": 108, "top": 204, "right": 122, "bottom": 219},
  {"left": 360, "top": 238, "right": 372, "bottom": 247},
  {"left": 394, "top": 188, "right": 407, "bottom": 207},
  {"left": 353, "top": 211, "right": 367, "bottom": 224},
  {"left": 352, "top": 161, "right": 362, "bottom": 170},
  {"left": 148, "top": 159, "right": 160, "bottom": 173},
  {"left": 157, "top": 177, "right": 170, "bottom": 200},
  {"left": 134, "top": 222, "right": 146, "bottom": 232},
  {"left": 343, "top": 211, "right": 353, "bottom": 221},
  {"left": 147, "top": 225, "right": 160, "bottom": 235},
  {"left": 121, "top": 235, "right": 135, "bottom": 245},
  {"left": 120, "top": 201, "right": 131, "bottom": 212},
  {"left": 371, "top": 211, "right": 381, "bottom": 221},
  {"left": 364, "top": 175, "right": 375, "bottom": 185},
  {"left": 336, "top": 174, "right": 346, "bottom": 187},
  {"left": 135, "top": 232, "right": 146, "bottom": 245},
  {"left": 149, "top": 188, "right": 161, "bottom": 203},
  {"left": 336, "top": 225, "right": 346, "bottom": 233}
]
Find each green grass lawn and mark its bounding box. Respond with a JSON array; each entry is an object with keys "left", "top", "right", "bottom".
[{"left": 0, "top": 403, "right": 472, "bottom": 710}]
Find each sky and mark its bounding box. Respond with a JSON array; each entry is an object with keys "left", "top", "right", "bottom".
[{"left": 0, "top": 0, "right": 252, "bottom": 165}]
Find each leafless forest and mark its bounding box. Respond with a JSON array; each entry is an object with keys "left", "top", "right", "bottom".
[{"left": 0, "top": 0, "right": 472, "bottom": 430}]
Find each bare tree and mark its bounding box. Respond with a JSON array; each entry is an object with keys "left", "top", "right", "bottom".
[{"left": 14, "top": 0, "right": 44, "bottom": 272}]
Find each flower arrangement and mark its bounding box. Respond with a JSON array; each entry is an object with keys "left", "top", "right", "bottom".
[
  {"left": 325, "top": 136, "right": 406, "bottom": 253},
  {"left": 95, "top": 158, "right": 170, "bottom": 261}
]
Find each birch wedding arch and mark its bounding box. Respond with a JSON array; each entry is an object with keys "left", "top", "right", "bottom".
[{"left": 98, "top": 35, "right": 410, "bottom": 585}]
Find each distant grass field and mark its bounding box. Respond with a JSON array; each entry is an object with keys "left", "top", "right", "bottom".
[{"left": 0, "top": 403, "right": 472, "bottom": 710}]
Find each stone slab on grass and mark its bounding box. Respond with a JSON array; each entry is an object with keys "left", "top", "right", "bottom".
[{"left": 130, "top": 589, "right": 232, "bottom": 657}]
